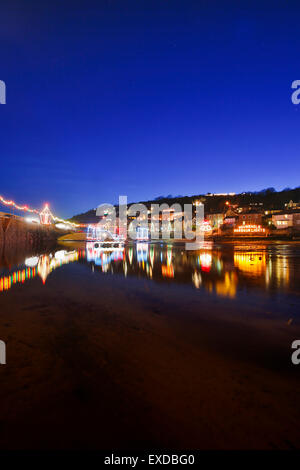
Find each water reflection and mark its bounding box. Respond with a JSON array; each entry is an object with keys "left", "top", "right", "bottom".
[
  {"left": 198, "top": 252, "right": 212, "bottom": 272},
  {"left": 234, "top": 251, "right": 266, "bottom": 276},
  {"left": 0, "top": 249, "right": 85, "bottom": 291},
  {"left": 37, "top": 250, "right": 84, "bottom": 283},
  {"left": 211, "top": 272, "right": 237, "bottom": 299},
  {"left": 0, "top": 242, "right": 299, "bottom": 301}
]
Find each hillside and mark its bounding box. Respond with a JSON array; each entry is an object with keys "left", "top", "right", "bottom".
[{"left": 69, "top": 187, "right": 300, "bottom": 224}]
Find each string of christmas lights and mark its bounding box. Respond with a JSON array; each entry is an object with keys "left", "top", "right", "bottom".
[
  {"left": 0, "top": 195, "right": 39, "bottom": 214},
  {"left": 0, "top": 194, "right": 86, "bottom": 228}
]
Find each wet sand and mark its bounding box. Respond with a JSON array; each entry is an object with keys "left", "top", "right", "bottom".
[{"left": 0, "top": 260, "right": 299, "bottom": 449}]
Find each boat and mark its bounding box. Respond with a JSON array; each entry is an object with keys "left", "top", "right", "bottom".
[
  {"left": 136, "top": 226, "right": 150, "bottom": 242},
  {"left": 87, "top": 225, "right": 125, "bottom": 249}
]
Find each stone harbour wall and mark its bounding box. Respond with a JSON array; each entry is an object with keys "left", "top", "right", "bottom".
[{"left": 0, "top": 216, "right": 66, "bottom": 249}]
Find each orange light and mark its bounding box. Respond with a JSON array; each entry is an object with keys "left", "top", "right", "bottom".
[
  {"left": 162, "top": 264, "right": 174, "bottom": 278},
  {"left": 234, "top": 224, "right": 266, "bottom": 233}
]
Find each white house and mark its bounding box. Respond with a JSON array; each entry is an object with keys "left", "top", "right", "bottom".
[{"left": 272, "top": 211, "right": 300, "bottom": 230}]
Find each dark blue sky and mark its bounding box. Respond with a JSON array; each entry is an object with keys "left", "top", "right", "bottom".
[{"left": 0, "top": 0, "right": 299, "bottom": 218}]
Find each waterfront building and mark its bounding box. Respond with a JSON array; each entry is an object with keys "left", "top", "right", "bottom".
[
  {"left": 223, "top": 208, "right": 239, "bottom": 227},
  {"left": 206, "top": 212, "right": 224, "bottom": 230},
  {"left": 272, "top": 210, "right": 300, "bottom": 230},
  {"left": 285, "top": 200, "right": 300, "bottom": 210},
  {"left": 238, "top": 211, "right": 263, "bottom": 226}
]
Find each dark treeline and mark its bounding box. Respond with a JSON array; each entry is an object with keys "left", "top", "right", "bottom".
[{"left": 70, "top": 187, "right": 300, "bottom": 224}]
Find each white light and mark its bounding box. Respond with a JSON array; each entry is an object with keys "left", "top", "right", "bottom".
[
  {"left": 25, "top": 217, "right": 40, "bottom": 224},
  {"left": 25, "top": 256, "right": 39, "bottom": 267},
  {"left": 55, "top": 250, "right": 67, "bottom": 260}
]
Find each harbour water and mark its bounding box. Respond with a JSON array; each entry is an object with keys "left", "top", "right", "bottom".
[{"left": 0, "top": 241, "right": 299, "bottom": 449}]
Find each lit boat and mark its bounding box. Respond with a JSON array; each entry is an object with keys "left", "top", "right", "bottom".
[
  {"left": 86, "top": 242, "right": 125, "bottom": 266},
  {"left": 87, "top": 225, "right": 125, "bottom": 248},
  {"left": 136, "top": 226, "right": 150, "bottom": 242}
]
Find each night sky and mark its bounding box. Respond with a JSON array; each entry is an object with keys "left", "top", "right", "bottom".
[{"left": 0, "top": 0, "right": 299, "bottom": 218}]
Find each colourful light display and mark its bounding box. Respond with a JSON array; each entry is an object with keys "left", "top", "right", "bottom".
[
  {"left": 234, "top": 251, "right": 266, "bottom": 275},
  {"left": 199, "top": 252, "right": 212, "bottom": 272},
  {"left": 39, "top": 204, "right": 52, "bottom": 225},
  {"left": 234, "top": 224, "right": 266, "bottom": 233},
  {"left": 215, "top": 272, "right": 237, "bottom": 298},
  {"left": 0, "top": 250, "right": 84, "bottom": 292},
  {"left": 0, "top": 195, "right": 39, "bottom": 214},
  {"left": 161, "top": 264, "right": 174, "bottom": 278},
  {"left": 0, "top": 194, "right": 86, "bottom": 229},
  {"left": 199, "top": 220, "right": 212, "bottom": 232},
  {"left": 0, "top": 267, "right": 37, "bottom": 292}
]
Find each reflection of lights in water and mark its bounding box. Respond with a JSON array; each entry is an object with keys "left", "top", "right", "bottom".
[
  {"left": 86, "top": 242, "right": 124, "bottom": 273},
  {"left": 215, "top": 272, "right": 237, "bottom": 298},
  {"left": 199, "top": 252, "right": 212, "bottom": 272},
  {"left": 216, "top": 258, "right": 223, "bottom": 273},
  {"left": 111, "top": 250, "right": 124, "bottom": 262},
  {"left": 162, "top": 264, "right": 174, "bottom": 278},
  {"left": 25, "top": 256, "right": 39, "bottom": 267},
  {"left": 100, "top": 255, "right": 109, "bottom": 272},
  {"left": 38, "top": 255, "right": 51, "bottom": 283},
  {"left": 0, "top": 250, "right": 82, "bottom": 292},
  {"left": 150, "top": 245, "right": 155, "bottom": 267},
  {"left": 161, "top": 246, "right": 174, "bottom": 277},
  {"left": 265, "top": 259, "right": 272, "bottom": 286},
  {"left": 95, "top": 253, "right": 105, "bottom": 267},
  {"left": 136, "top": 243, "right": 148, "bottom": 263},
  {"left": 55, "top": 250, "right": 67, "bottom": 260},
  {"left": 0, "top": 267, "right": 37, "bottom": 292},
  {"left": 38, "top": 250, "right": 80, "bottom": 283},
  {"left": 167, "top": 246, "right": 172, "bottom": 266},
  {"left": 128, "top": 247, "right": 133, "bottom": 265},
  {"left": 274, "top": 256, "right": 289, "bottom": 286},
  {"left": 192, "top": 241, "right": 213, "bottom": 251},
  {"left": 234, "top": 252, "right": 266, "bottom": 275},
  {"left": 192, "top": 271, "right": 202, "bottom": 288},
  {"left": 265, "top": 256, "right": 289, "bottom": 288},
  {"left": 2, "top": 245, "right": 294, "bottom": 295}
]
